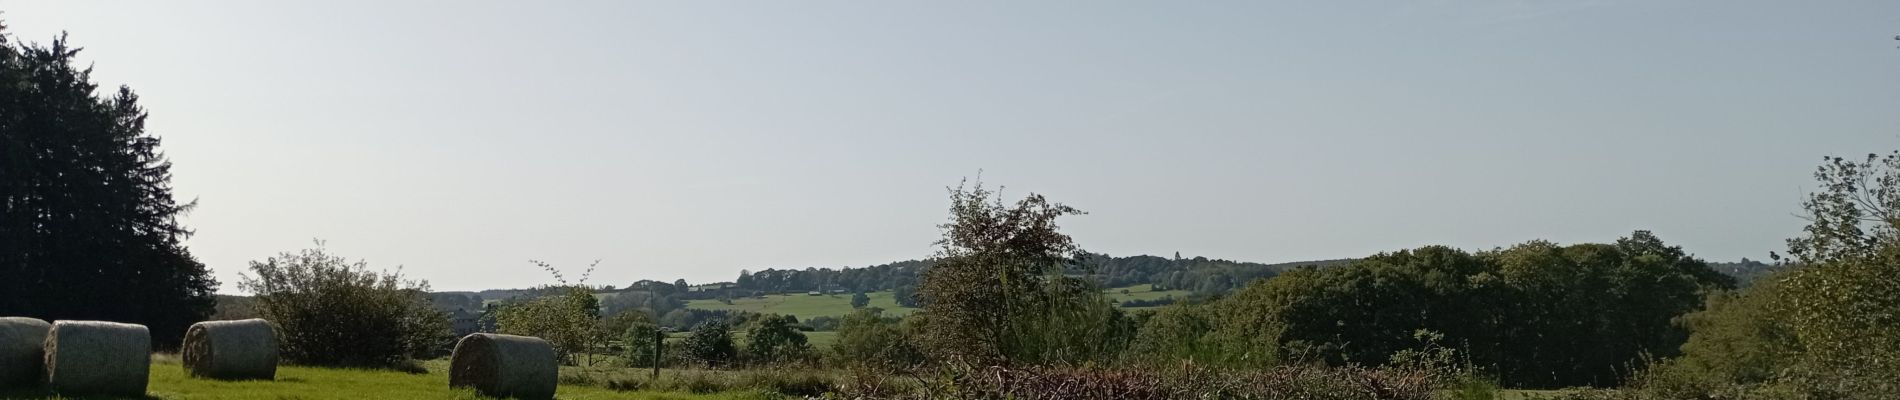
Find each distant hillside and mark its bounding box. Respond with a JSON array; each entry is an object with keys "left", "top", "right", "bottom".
[
  {"left": 214, "top": 254, "right": 1783, "bottom": 331},
  {"left": 726, "top": 253, "right": 1351, "bottom": 308},
  {"left": 456, "top": 253, "right": 1338, "bottom": 307}
]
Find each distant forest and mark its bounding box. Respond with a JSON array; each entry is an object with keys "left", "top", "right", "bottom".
[{"left": 443, "top": 252, "right": 1778, "bottom": 312}]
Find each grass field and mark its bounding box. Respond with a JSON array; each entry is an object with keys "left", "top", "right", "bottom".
[
  {"left": 0, "top": 355, "right": 769, "bottom": 400},
  {"left": 1102, "top": 284, "right": 1192, "bottom": 307},
  {"left": 684, "top": 291, "right": 916, "bottom": 321}
]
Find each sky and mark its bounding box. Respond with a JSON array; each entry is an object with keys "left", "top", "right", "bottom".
[{"left": 1, "top": 1, "right": 1896, "bottom": 293}]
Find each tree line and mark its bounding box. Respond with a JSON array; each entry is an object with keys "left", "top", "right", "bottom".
[{"left": 729, "top": 253, "right": 1340, "bottom": 301}]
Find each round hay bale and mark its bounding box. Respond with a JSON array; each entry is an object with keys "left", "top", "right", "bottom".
[
  {"left": 449, "top": 333, "right": 557, "bottom": 400},
  {"left": 43, "top": 320, "right": 150, "bottom": 397},
  {"left": 182, "top": 319, "right": 278, "bottom": 380},
  {"left": 0, "top": 317, "right": 51, "bottom": 388}
]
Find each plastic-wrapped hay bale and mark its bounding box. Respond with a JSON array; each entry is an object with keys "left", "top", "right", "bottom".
[
  {"left": 182, "top": 319, "right": 278, "bottom": 380},
  {"left": 0, "top": 317, "right": 51, "bottom": 388},
  {"left": 449, "top": 333, "right": 558, "bottom": 400},
  {"left": 43, "top": 320, "right": 151, "bottom": 397}
]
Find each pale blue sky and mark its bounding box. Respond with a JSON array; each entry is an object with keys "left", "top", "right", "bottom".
[{"left": 2, "top": 1, "right": 1895, "bottom": 292}]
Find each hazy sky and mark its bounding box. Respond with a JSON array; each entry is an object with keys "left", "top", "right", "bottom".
[{"left": 2, "top": 1, "right": 1895, "bottom": 293}]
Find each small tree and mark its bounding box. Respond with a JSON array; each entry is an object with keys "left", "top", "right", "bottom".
[
  {"left": 851, "top": 292, "right": 871, "bottom": 309},
  {"left": 1775, "top": 153, "right": 1900, "bottom": 384},
  {"left": 744, "top": 315, "right": 810, "bottom": 364},
  {"left": 496, "top": 287, "right": 601, "bottom": 364},
  {"left": 916, "top": 178, "right": 1127, "bottom": 366},
  {"left": 241, "top": 241, "right": 449, "bottom": 368},
  {"left": 622, "top": 320, "right": 663, "bottom": 368},
  {"left": 683, "top": 321, "right": 737, "bottom": 367},
  {"left": 496, "top": 260, "right": 605, "bottom": 365}
]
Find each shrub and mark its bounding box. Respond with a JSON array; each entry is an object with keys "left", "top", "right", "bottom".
[
  {"left": 1630, "top": 151, "right": 1900, "bottom": 399},
  {"left": 1128, "top": 302, "right": 1222, "bottom": 364},
  {"left": 743, "top": 315, "right": 810, "bottom": 365},
  {"left": 916, "top": 179, "right": 1133, "bottom": 366},
  {"left": 495, "top": 286, "right": 601, "bottom": 364},
  {"left": 621, "top": 320, "right": 663, "bottom": 368},
  {"left": 682, "top": 321, "right": 736, "bottom": 367},
  {"left": 1201, "top": 233, "right": 1731, "bottom": 388},
  {"left": 831, "top": 308, "right": 922, "bottom": 371},
  {"left": 240, "top": 242, "right": 449, "bottom": 369}
]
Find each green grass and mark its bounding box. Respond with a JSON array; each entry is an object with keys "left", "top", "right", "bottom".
[
  {"left": 1102, "top": 284, "right": 1193, "bottom": 309},
  {"left": 0, "top": 355, "right": 772, "bottom": 400},
  {"left": 684, "top": 291, "right": 916, "bottom": 321}
]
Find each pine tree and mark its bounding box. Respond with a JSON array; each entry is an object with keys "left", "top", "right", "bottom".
[{"left": 0, "top": 28, "right": 217, "bottom": 347}]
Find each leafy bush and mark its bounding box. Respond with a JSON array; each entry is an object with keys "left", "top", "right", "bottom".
[
  {"left": 831, "top": 308, "right": 922, "bottom": 371},
  {"left": 495, "top": 285, "right": 601, "bottom": 363},
  {"left": 743, "top": 314, "right": 810, "bottom": 365},
  {"left": 1631, "top": 152, "right": 1900, "bottom": 399},
  {"left": 621, "top": 320, "right": 663, "bottom": 368},
  {"left": 1194, "top": 232, "right": 1731, "bottom": 388},
  {"left": 240, "top": 242, "right": 449, "bottom": 368},
  {"left": 1128, "top": 302, "right": 1224, "bottom": 364},
  {"left": 682, "top": 321, "right": 737, "bottom": 367},
  {"left": 916, "top": 179, "right": 1134, "bottom": 366}
]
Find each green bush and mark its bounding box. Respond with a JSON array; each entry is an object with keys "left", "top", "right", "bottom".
[
  {"left": 743, "top": 314, "right": 811, "bottom": 365},
  {"left": 495, "top": 285, "right": 601, "bottom": 363},
  {"left": 830, "top": 308, "right": 922, "bottom": 371},
  {"left": 1196, "top": 232, "right": 1730, "bottom": 388},
  {"left": 621, "top": 320, "right": 663, "bottom": 367},
  {"left": 240, "top": 242, "right": 450, "bottom": 369},
  {"left": 683, "top": 321, "right": 737, "bottom": 367},
  {"left": 1631, "top": 152, "right": 1900, "bottom": 399}
]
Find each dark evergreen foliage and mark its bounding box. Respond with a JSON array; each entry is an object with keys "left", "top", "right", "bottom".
[{"left": 0, "top": 28, "right": 217, "bottom": 348}]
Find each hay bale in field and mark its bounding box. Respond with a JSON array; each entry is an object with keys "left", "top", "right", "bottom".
[
  {"left": 449, "top": 333, "right": 557, "bottom": 400},
  {"left": 182, "top": 319, "right": 278, "bottom": 380},
  {"left": 43, "top": 320, "right": 151, "bottom": 397},
  {"left": 0, "top": 317, "right": 51, "bottom": 388}
]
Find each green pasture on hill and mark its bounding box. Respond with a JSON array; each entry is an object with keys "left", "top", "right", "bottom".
[
  {"left": 684, "top": 291, "right": 916, "bottom": 321},
  {"left": 1102, "top": 284, "right": 1193, "bottom": 308}
]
